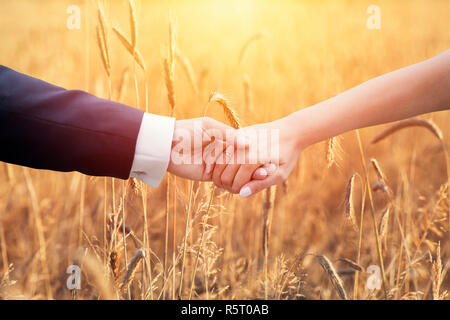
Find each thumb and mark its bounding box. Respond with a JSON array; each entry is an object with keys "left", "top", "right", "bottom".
[{"left": 239, "top": 173, "right": 282, "bottom": 198}]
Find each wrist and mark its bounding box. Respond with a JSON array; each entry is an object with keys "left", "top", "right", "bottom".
[
  {"left": 280, "top": 110, "right": 311, "bottom": 151},
  {"left": 283, "top": 100, "right": 338, "bottom": 150}
]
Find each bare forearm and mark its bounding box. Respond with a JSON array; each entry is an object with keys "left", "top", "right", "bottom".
[{"left": 287, "top": 50, "right": 450, "bottom": 148}]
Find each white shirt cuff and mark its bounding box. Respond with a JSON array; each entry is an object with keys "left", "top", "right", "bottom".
[{"left": 129, "top": 113, "right": 175, "bottom": 187}]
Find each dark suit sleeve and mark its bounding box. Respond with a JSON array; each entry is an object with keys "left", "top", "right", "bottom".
[{"left": 0, "top": 65, "right": 144, "bottom": 179}]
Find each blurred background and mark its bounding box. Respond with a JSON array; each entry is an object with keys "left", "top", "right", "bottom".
[{"left": 0, "top": 0, "right": 449, "bottom": 299}]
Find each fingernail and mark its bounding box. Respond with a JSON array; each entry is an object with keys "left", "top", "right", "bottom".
[
  {"left": 239, "top": 186, "right": 252, "bottom": 198},
  {"left": 266, "top": 163, "right": 277, "bottom": 174},
  {"left": 205, "top": 164, "right": 212, "bottom": 174},
  {"left": 218, "top": 187, "right": 225, "bottom": 192},
  {"left": 256, "top": 168, "right": 267, "bottom": 177}
]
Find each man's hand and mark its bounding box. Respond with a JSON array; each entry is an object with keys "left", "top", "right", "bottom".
[{"left": 167, "top": 117, "right": 268, "bottom": 183}]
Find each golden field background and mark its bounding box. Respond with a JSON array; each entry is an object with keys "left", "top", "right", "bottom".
[{"left": 0, "top": 0, "right": 449, "bottom": 299}]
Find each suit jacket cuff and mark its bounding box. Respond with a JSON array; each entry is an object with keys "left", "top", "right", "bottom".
[{"left": 129, "top": 113, "right": 175, "bottom": 187}]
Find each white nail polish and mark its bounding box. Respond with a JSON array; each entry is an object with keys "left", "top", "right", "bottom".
[
  {"left": 258, "top": 168, "right": 268, "bottom": 177},
  {"left": 239, "top": 186, "right": 252, "bottom": 198},
  {"left": 266, "top": 163, "right": 277, "bottom": 174}
]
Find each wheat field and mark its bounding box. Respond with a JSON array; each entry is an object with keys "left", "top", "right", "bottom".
[{"left": 0, "top": 0, "right": 449, "bottom": 300}]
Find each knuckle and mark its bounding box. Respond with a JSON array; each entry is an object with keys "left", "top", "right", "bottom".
[
  {"left": 213, "top": 174, "right": 222, "bottom": 187},
  {"left": 221, "top": 174, "right": 232, "bottom": 187}
]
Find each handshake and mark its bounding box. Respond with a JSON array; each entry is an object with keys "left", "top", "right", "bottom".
[
  {"left": 164, "top": 116, "right": 303, "bottom": 198},
  {"left": 132, "top": 50, "right": 450, "bottom": 197},
  {"left": 2, "top": 50, "right": 445, "bottom": 196}
]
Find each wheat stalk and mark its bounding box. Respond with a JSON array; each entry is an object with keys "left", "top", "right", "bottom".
[
  {"left": 116, "top": 68, "right": 129, "bottom": 102},
  {"left": 187, "top": 183, "right": 216, "bottom": 299},
  {"left": 242, "top": 73, "right": 253, "bottom": 110},
  {"left": 96, "top": 25, "right": 110, "bottom": 77},
  {"left": 168, "top": 14, "right": 176, "bottom": 74},
  {"left": 96, "top": 9, "right": 114, "bottom": 286},
  {"left": 198, "top": 68, "right": 209, "bottom": 94},
  {"left": 161, "top": 15, "right": 177, "bottom": 300},
  {"left": 372, "top": 118, "right": 450, "bottom": 239},
  {"left": 355, "top": 130, "right": 388, "bottom": 299},
  {"left": 371, "top": 118, "right": 443, "bottom": 144},
  {"left": 97, "top": 7, "right": 110, "bottom": 74},
  {"left": 262, "top": 186, "right": 276, "bottom": 257},
  {"left": 180, "top": 181, "right": 195, "bottom": 299},
  {"left": 83, "top": 252, "right": 117, "bottom": 299},
  {"left": 262, "top": 186, "right": 276, "bottom": 299}
]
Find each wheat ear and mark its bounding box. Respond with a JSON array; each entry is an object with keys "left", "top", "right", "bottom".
[
  {"left": 163, "top": 58, "right": 176, "bottom": 115},
  {"left": 370, "top": 158, "right": 387, "bottom": 182},
  {"left": 326, "top": 136, "right": 342, "bottom": 168},
  {"left": 432, "top": 242, "right": 442, "bottom": 300},
  {"left": 338, "top": 258, "right": 364, "bottom": 272},
  {"left": 112, "top": 26, "right": 146, "bottom": 71},
  {"left": 378, "top": 206, "right": 390, "bottom": 240},
  {"left": 239, "top": 31, "right": 266, "bottom": 65},
  {"left": 207, "top": 92, "right": 242, "bottom": 129},
  {"left": 128, "top": 0, "right": 137, "bottom": 49},
  {"left": 344, "top": 174, "right": 358, "bottom": 232},
  {"left": 175, "top": 47, "right": 198, "bottom": 94},
  {"left": 316, "top": 254, "right": 348, "bottom": 300},
  {"left": 96, "top": 19, "right": 110, "bottom": 76},
  {"left": 120, "top": 249, "right": 145, "bottom": 291}
]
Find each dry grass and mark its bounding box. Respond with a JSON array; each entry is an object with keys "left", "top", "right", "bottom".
[{"left": 0, "top": 0, "right": 449, "bottom": 300}]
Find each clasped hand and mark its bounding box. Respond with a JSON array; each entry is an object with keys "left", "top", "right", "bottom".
[{"left": 167, "top": 116, "right": 303, "bottom": 198}]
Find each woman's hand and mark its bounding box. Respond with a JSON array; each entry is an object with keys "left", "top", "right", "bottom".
[{"left": 211, "top": 115, "right": 305, "bottom": 197}]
